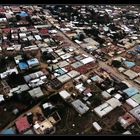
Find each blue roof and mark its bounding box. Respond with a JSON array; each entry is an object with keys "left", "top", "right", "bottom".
[
  {"left": 91, "top": 75, "right": 102, "bottom": 82},
  {"left": 135, "top": 45, "right": 140, "bottom": 51},
  {"left": 0, "top": 128, "right": 15, "bottom": 135},
  {"left": 27, "top": 58, "right": 39, "bottom": 67},
  {"left": 55, "top": 68, "right": 66, "bottom": 75},
  {"left": 17, "top": 11, "right": 28, "bottom": 17},
  {"left": 124, "top": 61, "right": 135, "bottom": 68},
  {"left": 127, "top": 51, "right": 138, "bottom": 55},
  {"left": 123, "top": 87, "right": 139, "bottom": 97},
  {"left": 18, "top": 62, "right": 28, "bottom": 70}
]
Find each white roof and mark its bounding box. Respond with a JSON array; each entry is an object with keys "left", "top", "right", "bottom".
[
  {"left": 19, "top": 33, "right": 26, "bottom": 38},
  {"left": 33, "top": 123, "right": 40, "bottom": 129},
  {"left": 35, "top": 35, "right": 42, "bottom": 40},
  {"left": 57, "top": 74, "right": 71, "bottom": 83},
  {"left": 60, "top": 53, "right": 72, "bottom": 60},
  {"left": 0, "top": 95, "right": 4, "bottom": 102},
  {"left": 101, "top": 91, "right": 111, "bottom": 99},
  {"left": 126, "top": 98, "right": 139, "bottom": 108},
  {"left": 80, "top": 57, "right": 94, "bottom": 64},
  {"left": 123, "top": 70, "right": 138, "bottom": 80},
  {"left": 42, "top": 102, "right": 52, "bottom": 109},
  {"left": 87, "top": 93, "right": 92, "bottom": 97},
  {"left": 67, "top": 70, "right": 80, "bottom": 78},
  {"left": 59, "top": 90, "right": 71, "bottom": 99},
  {"left": 106, "top": 98, "right": 122, "bottom": 109},
  {"left": 114, "top": 94, "right": 122, "bottom": 100},
  {"left": 94, "top": 103, "right": 113, "bottom": 118},
  {"left": 75, "top": 40, "right": 82, "bottom": 44},
  {"left": 92, "top": 122, "right": 102, "bottom": 132},
  {"left": 107, "top": 87, "right": 115, "bottom": 94}
]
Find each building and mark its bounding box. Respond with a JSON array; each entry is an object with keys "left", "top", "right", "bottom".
[
  {"left": 33, "top": 119, "right": 54, "bottom": 134},
  {"left": 28, "top": 87, "right": 44, "bottom": 99},
  {"left": 131, "top": 94, "right": 140, "bottom": 105},
  {"left": 8, "top": 84, "right": 30, "bottom": 97},
  {"left": 130, "top": 105, "right": 140, "bottom": 121},
  {"left": 27, "top": 58, "right": 39, "bottom": 68},
  {"left": 71, "top": 99, "right": 89, "bottom": 115},
  {"left": 94, "top": 98, "right": 122, "bottom": 118},
  {"left": 92, "top": 122, "right": 102, "bottom": 132},
  {"left": 24, "top": 71, "right": 47, "bottom": 88},
  {"left": 0, "top": 67, "right": 18, "bottom": 79},
  {"left": 18, "top": 62, "right": 29, "bottom": 70},
  {"left": 123, "top": 87, "right": 139, "bottom": 97},
  {"left": 59, "top": 90, "right": 71, "bottom": 101},
  {"left": 0, "top": 128, "right": 16, "bottom": 135},
  {"left": 15, "top": 116, "right": 31, "bottom": 133},
  {"left": 57, "top": 74, "right": 71, "bottom": 84},
  {"left": 123, "top": 70, "right": 138, "bottom": 80},
  {"left": 118, "top": 112, "right": 136, "bottom": 129},
  {"left": 126, "top": 98, "right": 139, "bottom": 108}
]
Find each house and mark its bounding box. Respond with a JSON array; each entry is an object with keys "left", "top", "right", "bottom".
[
  {"left": 94, "top": 98, "right": 122, "bottom": 118},
  {"left": 71, "top": 99, "right": 89, "bottom": 115},
  {"left": 33, "top": 119, "right": 54, "bottom": 134},
  {"left": 24, "top": 71, "right": 47, "bottom": 87},
  {"left": 80, "top": 57, "right": 95, "bottom": 65},
  {"left": 50, "top": 78, "right": 62, "bottom": 89},
  {"left": 27, "top": 58, "right": 39, "bottom": 68},
  {"left": 75, "top": 83, "right": 86, "bottom": 93},
  {"left": 23, "top": 129, "right": 34, "bottom": 135},
  {"left": 134, "top": 77, "right": 140, "bottom": 85},
  {"left": 54, "top": 68, "right": 67, "bottom": 77},
  {"left": 71, "top": 61, "right": 83, "bottom": 69},
  {"left": 123, "top": 61, "right": 136, "bottom": 69},
  {"left": 8, "top": 84, "right": 30, "bottom": 97},
  {"left": 91, "top": 75, "right": 104, "bottom": 83},
  {"left": 20, "top": 27, "right": 27, "bottom": 33},
  {"left": 0, "top": 67, "right": 18, "bottom": 79},
  {"left": 0, "top": 95, "right": 4, "bottom": 103},
  {"left": 23, "top": 45, "right": 39, "bottom": 51},
  {"left": 126, "top": 98, "right": 139, "bottom": 108},
  {"left": 0, "top": 128, "right": 16, "bottom": 135},
  {"left": 130, "top": 105, "right": 140, "bottom": 121},
  {"left": 67, "top": 70, "right": 80, "bottom": 78},
  {"left": 16, "top": 11, "right": 28, "bottom": 17},
  {"left": 101, "top": 91, "right": 111, "bottom": 100},
  {"left": 34, "top": 35, "right": 42, "bottom": 41},
  {"left": 123, "top": 69, "right": 138, "bottom": 80},
  {"left": 92, "top": 122, "right": 102, "bottom": 132},
  {"left": 57, "top": 74, "right": 71, "bottom": 84},
  {"left": 28, "top": 87, "right": 44, "bottom": 99},
  {"left": 123, "top": 87, "right": 139, "bottom": 97},
  {"left": 131, "top": 94, "right": 140, "bottom": 105},
  {"left": 122, "top": 131, "right": 132, "bottom": 135},
  {"left": 59, "top": 90, "right": 71, "bottom": 101},
  {"left": 18, "top": 62, "right": 29, "bottom": 70},
  {"left": 118, "top": 112, "right": 136, "bottom": 129},
  {"left": 19, "top": 33, "right": 26, "bottom": 39},
  {"left": 15, "top": 116, "right": 31, "bottom": 133}
]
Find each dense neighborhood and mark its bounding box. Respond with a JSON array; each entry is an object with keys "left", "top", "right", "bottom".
[{"left": 0, "top": 5, "right": 140, "bottom": 135}]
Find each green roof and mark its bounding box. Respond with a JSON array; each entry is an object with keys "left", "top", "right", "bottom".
[{"left": 131, "top": 94, "right": 140, "bottom": 104}]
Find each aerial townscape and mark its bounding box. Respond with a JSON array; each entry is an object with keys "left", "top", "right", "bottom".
[{"left": 0, "top": 5, "right": 140, "bottom": 135}]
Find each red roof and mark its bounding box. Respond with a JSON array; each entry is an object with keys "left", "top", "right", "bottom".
[
  {"left": 15, "top": 116, "right": 31, "bottom": 133},
  {"left": 39, "top": 28, "right": 48, "bottom": 35},
  {"left": 2, "top": 28, "right": 11, "bottom": 33},
  {"left": 131, "top": 65, "right": 140, "bottom": 73}
]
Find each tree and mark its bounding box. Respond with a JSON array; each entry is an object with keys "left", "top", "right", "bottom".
[
  {"left": 111, "top": 60, "right": 121, "bottom": 68},
  {"left": 16, "top": 15, "right": 21, "bottom": 21},
  {"left": 92, "top": 94, "right": 102, "bottom": 106}
]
